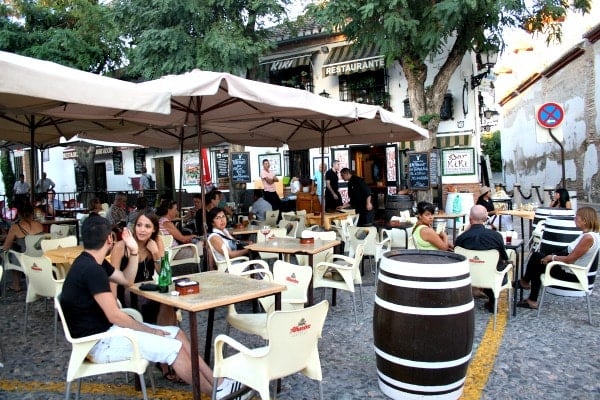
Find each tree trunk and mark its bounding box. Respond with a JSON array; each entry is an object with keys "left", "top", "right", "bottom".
[
  {"left": 229, "top": 144, "right": 246, "bottom": 206},
  {"left": 75, "top": 145, "right": 96, "bottom": 207}
]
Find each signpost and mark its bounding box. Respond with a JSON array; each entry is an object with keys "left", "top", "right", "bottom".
[{"left": 536, "top": 102, "right": 565, "bottom": 187}]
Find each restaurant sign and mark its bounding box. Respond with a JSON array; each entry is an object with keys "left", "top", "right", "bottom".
[
  {"left": 63, "top": 147, "right": 78, "bottom": 160},
  {"left": 323, "top": 57, "right": 385, "bottom": 77}
]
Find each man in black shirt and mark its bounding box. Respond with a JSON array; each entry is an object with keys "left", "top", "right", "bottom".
[
  {"left": 339, "top": 168, "right": 374, "bottom": 226},
  {"left": 325, "top": 160, "right": 343, "bottom": 211}
]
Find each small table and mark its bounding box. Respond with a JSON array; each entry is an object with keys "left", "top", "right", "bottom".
[
  {"left": 39, "top": 217, "right": 80, "bottom": 242},
  {"left": 57, "top": 208, "right": 87, "bottom": 218},
  {"left": 245, "top": 237, "right": 340, "bottom": 305},
  {"left": 230, "top": 226, "right": 261, "bottom": 236},
  {"left": 43, "top": 245, "right": 83, "bottom": 265},
  {"left": 433, "top": 212, "right": 466, "bottom": 242},
  {"left": 505, "top": 238, "right": 525, "bottom": 316},
  {"left": 498, "top": 210, "right": 535, "bottom": 240},
  {"left": 129, "top": 271, "right": 285, "bottom": 400},
  {"left": 306, "top": 212, "right": 352, "bottom": 230}
]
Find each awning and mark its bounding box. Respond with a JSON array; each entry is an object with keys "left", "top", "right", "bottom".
[
  {"left": 260, "top": 53, "right": 313, "bottom": 72},
  {"left": 397, "top": 134, "right": 471, "bottom": 150},
  {"left": 322, "top": 44, "right": 385, "bottom": 76}
]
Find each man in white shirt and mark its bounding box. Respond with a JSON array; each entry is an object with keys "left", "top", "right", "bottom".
[{"left": 13, "top": 173, "right": 31, "bottom": 204}]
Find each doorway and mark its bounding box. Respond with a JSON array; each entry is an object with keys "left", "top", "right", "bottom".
[{"left": 154, "top": 156, "right": 175, "bottom": 200}]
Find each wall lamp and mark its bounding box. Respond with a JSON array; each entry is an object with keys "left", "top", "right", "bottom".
[
  {"left": 321, "top": 46, "right": 329, "bottom": 54},
  {"left": 471, "top": 50, "right": 498, "bottom": 89},
  {"left": 319, "top": 90, "right": 330, "bottom": 98}
]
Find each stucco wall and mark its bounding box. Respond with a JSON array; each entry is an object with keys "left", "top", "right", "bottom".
[{"left": 501, "top": 39, "right": 600, "bottom": 202}]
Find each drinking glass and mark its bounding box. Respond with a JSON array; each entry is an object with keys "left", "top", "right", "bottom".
[{"left": 260, "top": 225, "right": 271, "bottom": 240}]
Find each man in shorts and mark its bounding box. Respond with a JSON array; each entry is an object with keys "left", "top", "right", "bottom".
[{"left": 60, "top": 215, "right": 248, "bottom": 398}]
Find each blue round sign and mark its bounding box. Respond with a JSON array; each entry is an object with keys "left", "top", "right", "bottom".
[{"left": 537, "top": 102, "right": 564, "bottom": 129}]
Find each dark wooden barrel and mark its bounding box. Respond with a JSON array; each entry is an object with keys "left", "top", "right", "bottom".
[
  {"left": 540, "top": 217, "right": 598, "bottom": 297},
  {"left": 385, "top": 195, "right": 413, "bottom": 220},
  {"left": 374, "top": 250, "right": 474, "bottom": 399},
  {"left": 533, "top": 207, "right": 574, "bottom": 230}
]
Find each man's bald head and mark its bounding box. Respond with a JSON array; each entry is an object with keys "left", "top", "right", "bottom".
[{"left": 469, "top": 205, "right": 489, "bottom": 225}]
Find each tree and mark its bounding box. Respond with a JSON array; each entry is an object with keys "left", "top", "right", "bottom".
[
  {"left": 111, "top": 0, "right": 291, "bottom": 80},
  {"left": 0, "top": 0, "right": 124, "bottom": 73},
  {"left": 482, "top": 131, "right": 502, "bottom": 172},
  {"left": 308, "top": 0, "right": 590, "bottom": 198},
  {"left": 1, "top": 150, "right": 15, "bottom": 206}
]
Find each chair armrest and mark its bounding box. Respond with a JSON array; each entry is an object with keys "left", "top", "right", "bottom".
[
  {"left": 230, "top": 256, "right": 251, "bottom": 264},
  {"left": 213, "top": 334, "right": 267, "bottom": 365},
  {"left": 496, "top": 263, "right": 513, "bottom": 275},
  {"left": 122, "top": 308, "right": 143, "bottom": 322},
  {"left": 326, "top": 254, "right": 354, "bottom": 265}
]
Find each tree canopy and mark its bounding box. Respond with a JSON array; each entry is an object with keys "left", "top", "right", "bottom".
[
  {"left": 308, "top": 0, "right": 591, "bottom": 146},
  {"left": 110, "top": 0, "right": 290, "bottom": 80}
]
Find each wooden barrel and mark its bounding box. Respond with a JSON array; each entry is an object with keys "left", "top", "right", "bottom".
[
  {"left": 533, "top": 207, "right": 575, "bottom": 230},
  {"left": 540, "top": 217, "right": 598, "bottom": 297},
  {"left": 385, "top": 195, "right": 413, "bottom": 220},
  {"left": 374, "top": 250, "right": 474, "bottom": 399}
]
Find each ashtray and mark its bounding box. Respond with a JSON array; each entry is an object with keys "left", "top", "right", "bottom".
[
  {"left": 300, "top": 237, "right": 314, "bottom": 244},
  {"left": 313, "top": 212, "right": 321, "bottom": 216},
  {"left": 233, "top": 223, "right": 243, "bottom": 229}
]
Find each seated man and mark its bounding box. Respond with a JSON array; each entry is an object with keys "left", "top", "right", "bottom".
[
  {"left": 454, "top": 205, "right": 511, "bottom": 313},
  {"left": 249, "top": 189, "right": 272, "bottom": 222},
  {"left": 60, "top": 215, "right": 245, "bottom": 399}
]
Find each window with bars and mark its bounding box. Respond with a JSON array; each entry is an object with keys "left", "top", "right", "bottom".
[{"left": 338, "top": 71, "right": 390, "bottom": 110}]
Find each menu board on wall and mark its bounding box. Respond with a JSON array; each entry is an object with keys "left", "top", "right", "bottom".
[
  {"left": 215, "top": 151, "right": 230, "bottom": 178},
  {"left": 112, "top": 150, "right": 123, "bottom": 175},
  {"left": 408, "top": 152, "right": 430, "bottom": 190},
  {"left": 429, "top": 149, "right": 439, "bottom": 187},
  {"left": 133, "top": 149, "right": 145, "bottom": 174},
  {"left": 231, "top": 152, "right": 251, "bottom": 183}
]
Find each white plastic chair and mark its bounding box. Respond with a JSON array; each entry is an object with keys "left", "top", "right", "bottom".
[
  {"left": 380, "top": 226, "right": 412, "bottom": 250},
  {"left": 207, "top": 240, "right": 249, "bottom": 273},
  {"left": 20, "top": 254, "right": 64, "bottom": 342},
  {"left": 537, "top": 248, "right": 600, "bottom": 324},
  {"left": 347, "top": 226, "right": 378, "bottom": 273},
  {"left": 297, "top": 230, "right": 337, "bottom": 267},
  {"left": 170, "top": 242, "right": 201, "bottom": 276},
  {"left": 226, "top": 260, "right": 313, "bottom": 339},
  {"left": 374, "top": 236, "right": 391, "bottom": 280},
  {"left": 313, "top": 244, "right": 364, "bottom": 323},
  {"left": 55, "top": 296, "right": 154, "bottom": 400},
  {"left": 2, "top": 233, "right": 47, "bottom": 296},
  {"left": 278, "top": 219, "right": 299, "bottom": 238},
  {"left": 256, "top": 227, "right": 287, "bottom": 264},
  {"left": 50, "top": 224, "right": 72, "bottom": 238},
  {"left": 454, "top": 247, "right": 513, "bottom": 329},
  {"left": 212, "top": 300, "right": 329, "bottom": 400},
  {"left": 264, "top": 210, "right": 279, "bottom": 227},
  {"left": 0, "top": 264, "right": 3, "bottom": 367}
]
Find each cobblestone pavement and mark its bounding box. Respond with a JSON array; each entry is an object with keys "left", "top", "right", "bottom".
[{"left": 2, "top": 219, "right": 600, "bottom": 399}]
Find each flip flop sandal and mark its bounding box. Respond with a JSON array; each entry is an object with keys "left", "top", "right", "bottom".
[{"left": 516, "top": 300, "right": 538, "bottom": 310}]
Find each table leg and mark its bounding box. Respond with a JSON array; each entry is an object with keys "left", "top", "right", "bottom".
[
  {"left": 188, "top": 311, "right": 201, "bottom": 400},
  {"left": 204, "top": 308, "right": 215, "bottom": 364},
  {"left": 307, "top": 254, "right": 314, "bottom": 305}
]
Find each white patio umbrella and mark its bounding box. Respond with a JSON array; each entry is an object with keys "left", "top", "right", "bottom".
[{"left": 0, "top": 50, "right": 171, "bottom": 199}]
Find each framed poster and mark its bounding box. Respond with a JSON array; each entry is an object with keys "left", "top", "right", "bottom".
[
  {"left": 133, "top": 149, "right": 146, "bottom": 174},
  {"left": 231, "top": 152, "right": 251, "bottom": 183},
  {"left": 441, "top": 147, "right": 476, "bottom": 176},
  {"left": 182, "top": 151, "right": 200, "bottom": 186},
  {"left": 112, "top": 151, "right": 123, "bottom": 175},
  {"left": 332, "top": 148, "right": 349, "bottom": 171},
  {"left": 312, "top": 157, "right": 329, "bottom": 176},
  {"left": 408, "top": 152, "right": 429, "bottom": 190},
  {"left": 258, "top": 153, "right": 282, "bottom": 176}
]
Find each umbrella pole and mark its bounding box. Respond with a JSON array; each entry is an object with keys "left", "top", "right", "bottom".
[
  {"left": 195, "top": 97, "right": 209, "bottom": 264},
  {"left": 320, "top": 127, "right": 326, "bottom": 228},
  {"left": 177, "top": 127, "right": 184, "bottom": 206},
  {"left": 29, "top": 118, "right": 36, "bottom": 205}
]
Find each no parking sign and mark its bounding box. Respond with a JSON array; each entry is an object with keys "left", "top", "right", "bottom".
[{"left": 535, "top": 102, "right": 564, "bottom": 143}]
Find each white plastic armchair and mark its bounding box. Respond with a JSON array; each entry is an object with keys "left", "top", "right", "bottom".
[
  {"left": 537, "top": 249, "right": 600, "bottom": 324},
  {"left": 50, "top": 224, "right": 72, "bottom": 238},
  {"left": 313, "top": 244, "right": 365, "bottom": 323},
  {"left": 297, "top": 230, "right": 337, "bottom": 266},
  {"left": 170, "top": 242, "right": 201, "bottom": 275},
  {"left": 20, "top": 254, "right": 64, "bottom": 342},
  {"left": 264, "top": 210, "right": 280, "bottom": 227},
  {"left": 454, "top": 246, "right": 513, "bottom": 329},
  {"left": 206, "top": 239, "right": 250, "bottom": 272},
  {"left": 212, "top": 300, "right": 329, "bottom": 400},
  {"left": 348, "top": 226, "right": 377, "bottom": 273},
  {"left": 374, "top": 236, "right": 391, "bottom": 280},
  {"left": 55, "top": 296, "right": 154, "bottom": 400},
  {"left": 2, "top": 233, "right": 47, "bottom": 295}
]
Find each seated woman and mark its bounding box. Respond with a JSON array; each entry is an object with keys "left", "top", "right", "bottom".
[
  {"left": 518, "top": 206, "right": 600, "bottom": 309},
  {"left": 412, "top": 201, "right": 452, "bottom": 251},
  {"left": 477, "top": 186, "right": 512, "bottom": 230},
  {"left": 156, "top": 200, "right": 200, "bottom": 260},
  {"left": 207, "top": 207, "right": 252, "bottom": 264},
  {"left": 1, "top": 201, "right": 44, "bottom": 291},
  {"left": 110, "top": 211, "right": 181, "bottom": 382},
  {"left": 88, "top": 197, "right": 104, "bottom": 215},
  {"left": 550, "top": 188, "right": 572, "bottom": 209}
]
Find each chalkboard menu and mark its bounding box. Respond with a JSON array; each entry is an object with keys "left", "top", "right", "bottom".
[
  {"left": 133, "top": 149, "right": 145, "bottom": 174},
  {"left": 408, "top": 152, "right": 430, "bottom": 190},
  {"left": 112, "top": 150, "right": 123, "bottom": 175},
  {"left": 231, "top": 152, "right": 251, "bottom": 183},
  {"left": 215, "top": 151, "right": 229, "bottom": 179},
  {"left": 429, "top": 149, "right": 439, "bottom": 187}
]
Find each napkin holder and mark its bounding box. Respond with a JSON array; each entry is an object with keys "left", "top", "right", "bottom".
[{"left": 175, "top": 280, "right": 200, "bottom": 295}]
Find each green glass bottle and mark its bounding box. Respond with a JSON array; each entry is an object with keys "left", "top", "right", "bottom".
[{"left": 158, "top": 251, "right": 172, "bottom": 293}]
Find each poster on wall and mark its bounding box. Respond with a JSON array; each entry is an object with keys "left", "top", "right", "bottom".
[
  {"left": 258, "top": 153, "right": 282, "bottom": 176},
  {"left": 182, "top": 151, "right": 200, "bottom": 186},
  {"left": 441, "top": 147, "right": 476, "bottom": 176}
]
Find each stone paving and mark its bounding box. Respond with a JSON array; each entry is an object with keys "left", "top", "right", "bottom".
[{"left": 1, "top": 259, "right": 600, "bottom": 400}]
